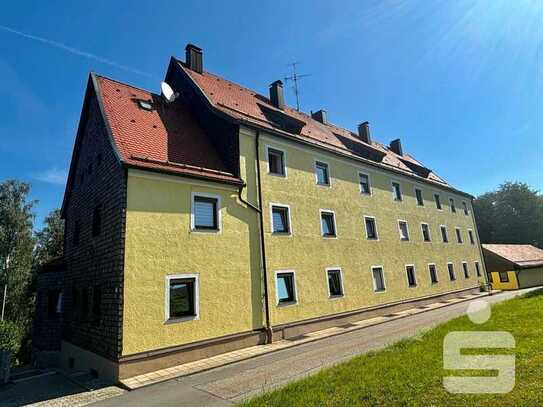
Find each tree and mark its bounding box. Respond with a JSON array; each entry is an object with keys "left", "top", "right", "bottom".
[
  {"left": 473, "top": 182, "right": 543, "bottom": 248},
  {"left": 33, "top": 209, "right": 64, "bottom": 267},
  {"left": 0, "top": 180, "right": 35, "bottom": 325}
]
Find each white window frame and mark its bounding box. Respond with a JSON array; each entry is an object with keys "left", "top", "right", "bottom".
[
  {"left": 371, "top": 265, "right": 387, "bottom": 293},
  {"left": 428, "top": 263, "right": 439, "bottom": 284},
  {"left": 274, "top": 270, "right": 298, "bottom": 306},
  {"left": 462, "top": 261, "right": 470, "bottom": 278},
  {"left": 455, "top": 227, "right": 463, "bottom": 244},
  {"left": 391, "top": 180, "right": 403, "bottom": 201},
  {"left": 468, "top": 229, "right": 475, "bottom": 245},
  {"left": 405, "top": 264, "right": 417, "bottom": 288},
  {"left": 447, "top": 262, "right": 456, "bottom": 281},
  {"left": 265, "top": 145, "right": 287, "bottom": 178},
  {"left": 358, "top": 172, "right": 372, "bottom": 195},
  {"left": 314, "top": 159, "right": 331, "bottom": 187},
  {"left": 165, "top": 273, "right": 199, "bottom": 323},
  {"left": 398, "top": 219, "right": 410, "bottom": 241},
  {"left": 269, "top": 203, "right": 292, "bottom": 235},
  {"left": 364, "top": 215, "right": 379, "bottom": 240},
  {"left": 414, "top": 187, "right": 424, "bottom": 207},
  {"left": 421, "top": 222, "right": 432, "bottom": 242},
  {"left": 433, "top": 192, "right": 443, "bottom": 210},
  {"left": 191, "top": 192, "right": 222, "bottom": 233},
  {"left": 449, "top": 197, "right": 456, "bottom": 213},
  {"left": 320, "top": 209, "right": 338, "bottom": 238},
  {"left": 325, "top": 267, "right": 345, "bottom": 298},
  {"left": 440, "top": 225, "right": 449, "bottom": 243}
]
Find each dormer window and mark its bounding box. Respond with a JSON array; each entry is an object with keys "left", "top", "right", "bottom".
[{"left": 137, "top": 100, "right": 153, "bottom": 111}]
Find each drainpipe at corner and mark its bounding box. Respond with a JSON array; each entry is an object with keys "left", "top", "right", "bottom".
[{"left": 237, "top": 129, "right": 273, "bottom": 344}]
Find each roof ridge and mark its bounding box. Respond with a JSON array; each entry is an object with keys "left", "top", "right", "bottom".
[{"left": 94, "top": 73, "right": 159, "bottom": 97}]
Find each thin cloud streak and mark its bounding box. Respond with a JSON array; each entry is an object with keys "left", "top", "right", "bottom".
[
  {"left": 0, "top": 24, "right": 152, "bottom": 78},
  {"left": 34, "top": 168, "right": 68, "bottom": 186}
]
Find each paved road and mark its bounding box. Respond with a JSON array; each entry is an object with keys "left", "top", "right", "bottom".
[{"left": 95, "top": 289, "right": 536, "bottom": 407}]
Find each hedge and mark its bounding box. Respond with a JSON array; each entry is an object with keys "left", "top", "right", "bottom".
[{"left": 0, "top": 320, "right": 23, "bottom": 355}]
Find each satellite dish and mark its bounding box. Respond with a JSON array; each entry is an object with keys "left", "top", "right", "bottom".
[{"left": 161, "top": 81, "right": 178, "bottom": 103}]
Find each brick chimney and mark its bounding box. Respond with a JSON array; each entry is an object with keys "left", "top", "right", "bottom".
[
  {"left": 185, "top": 44, "right": 203, "bottom": 73},
  {"left": 311, "top": 110, "right": 327, "bottom": 124},
  {"left": 357, "top": 122, "right": 371, "bottom": 144},
  {"left": 390, "top": 139, "right": 403, "bottom": 156},
  {"left": 269, "top": 80, "right": 285, "bottom": 110}
]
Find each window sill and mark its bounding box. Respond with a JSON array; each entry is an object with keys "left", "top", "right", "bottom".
[
  {"left": 373, "top": 289, "right": 386, "bottom": 293},
  {"left": 164, "top": 315, "right": 198, "bottom": 324},
  {"left": 322, "top": 235, "right": 338, "bottom": 239},
  {"left": 277, "top": 301, "right": 298, "bottom": 307},
  {"left": 272, "top": 232, "right": 292, "bottom": 236},
  {"left": 191, "top": 228, "right": 220, "bottom": 234},
  {"left": 316, "top": 183, "right": 331, "bottom": 188},
  {"left": 328, "top": 294, "right": 344, "bottom": 300},
  {"left": 268, "top": 172, "right": 287, "bottom": 178}
]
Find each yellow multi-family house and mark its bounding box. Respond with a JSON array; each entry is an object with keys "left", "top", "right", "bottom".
[{"left": 34, "top": 44, "right": 487, "bottom": 381}]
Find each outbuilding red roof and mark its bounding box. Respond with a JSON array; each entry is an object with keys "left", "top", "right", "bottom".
[
  {"left": 95, "top": 74, "right": 242, "bottom": 185},
  {"left": 482, "top": 244, "right": 543, "bottom": 268},
  {"left": 177, "top": 61, "right": 451, "bottom": 188}
]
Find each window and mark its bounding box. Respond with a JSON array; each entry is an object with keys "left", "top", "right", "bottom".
[
  {"left": 434, "top": 193, "right": 442, "bottom": 210},
  {"left": 276, "top": 272, "right": 296, "bottom": 304},
  {"left": 405, "top": 265, "right": 417, "bottom": 287},
  {"left": 166, "top": 274, "right": 198, "bottom": 321},
  {"left": 398, "top": 220, "right": 409, "bottom": 241},
  {"left": 475, "top": 261, "right": 481, "bottom": 277},
  {"left": 92, "top": 286, "right": 101, "bottom": 322},
  {"left": 192, "top": 194, "right": 220, "bottom": 231},
  {"left": 138, "top": 100, "right": 153, "bottom": 111},
  {"left": 449, "top": 198, "right": 456, "bottom": 213},
  {"left": 429, "top": 264, "right": 438, "bottom": 284},
  {"left": 468, "top": 229, "right": 475, "bottom": 245},
  {"left": 320, "top": 211, "right": 337, "bottom": 237},
  {"left": 92, "top": 205, "right": 102, "bottom": 237},
  {"left": 47, "top": 289, "right": 62, "bottom": 318},
  {"left": 462, "top": 201, "right": 469, "bottom": 215},
  {"left": 440, "top": 225, "right": 449, "bottom": 243},
  {"left": 455, "top": 228, "right": 463, "bottom": 243},
  {"left": 372, "top": 266, "right": 386, "bottom": 292},
  {"left": 267, "top": 147, "right": 286, "bottom": 176},
  {"left": 271, "top": 205, "right": 291, "bottom": 234},
  {"left": 73, "top": 221, "right": 81, "bottom": 247},
  {"left": 365, "top": 216, "right": 378, "bottom": 240},
  {"left": 359, "top": 173, "right": 371, "bottom": 195},
  {"left": 315, "top": 161, "right": 330, "bottom": 186},
  {"left": 421, "top": 223, "right": 431, "bottom": 242},
  {"left": 415, "top": 188, "right": 424, "bottom": 206},
  {"left": 448, "top": 263, "right": 456, "bottom": 281},
  {"left": 327, "top": 269, "right": 344, "bottom": 297},
  {"left": 462, "top": 262, "right": 470, "bottom": 278},
  {"left": 392, "top": 181, "right": 402, "bottom": 201},
  {"left": 499, "top": 271, "right": 509, "bottom": 283}
]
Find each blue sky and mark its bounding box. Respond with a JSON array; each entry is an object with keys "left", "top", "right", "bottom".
[{"left": 2, "top": 0, "right": 542, "bottom": 227}]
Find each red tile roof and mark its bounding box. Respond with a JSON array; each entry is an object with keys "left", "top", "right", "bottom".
[
  {"left": 95, "top": 75, "right": 242, "bottom": 185},
  {"left": 483, "top": 244, "right": 543, "bottom": 268},
  {"left": 177, "top": 61, "right": 453, "bottom": 190}
]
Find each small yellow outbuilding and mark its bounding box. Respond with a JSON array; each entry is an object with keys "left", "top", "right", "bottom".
[{"left": 482, "top": 244, "right": 543, "bottom": 290}]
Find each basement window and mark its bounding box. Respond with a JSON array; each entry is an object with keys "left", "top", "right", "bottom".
[
  {"left": 406, "top": 265, "right": 417, "bottom": 287},
  {"left": 166, "top": 275, "right": 198, "bottom": 321},
  {"left": 327, "top": 269, "right": 344, "bottom": 297},
  {"left": 499, "top": 272, "right": 510, "bottom": 283},
  {"left": 276, "top": 272, "right": 296, "bottom": 305},
  {"left": 271, "top": 205, "right": 291, "bottom": 234}
]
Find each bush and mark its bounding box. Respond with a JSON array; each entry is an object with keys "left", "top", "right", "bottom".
[{"left": 0, "top": 320, "right": 23, "bottom": 355}]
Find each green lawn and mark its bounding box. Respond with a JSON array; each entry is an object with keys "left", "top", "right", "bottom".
[{"left": 242, "top": 290, "right": 543, "bottom": 406}]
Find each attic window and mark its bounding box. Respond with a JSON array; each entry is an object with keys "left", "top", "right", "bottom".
[{"left": 137, "top": 100, "right": 153, "bottom": 111}]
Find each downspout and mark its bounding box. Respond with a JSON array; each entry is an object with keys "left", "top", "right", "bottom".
[{"left": 237, "top": 129, "right": 273, "bottom": 344}]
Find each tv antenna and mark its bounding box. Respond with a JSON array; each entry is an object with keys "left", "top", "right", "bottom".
[{"left": 284, "top": 62, "right": 311, "bottom": 111}]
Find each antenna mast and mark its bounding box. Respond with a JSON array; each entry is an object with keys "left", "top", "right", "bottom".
[{"left": 284, "top": 62, "right": 311, "bottom": 111}]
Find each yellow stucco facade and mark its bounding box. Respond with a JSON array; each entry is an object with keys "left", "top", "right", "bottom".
[
  {"left": 489, "top": 271, "right": 519, "bottom": 290},
  {"left": 121, "top": 126, "right": 486, "bottom": 356}
]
